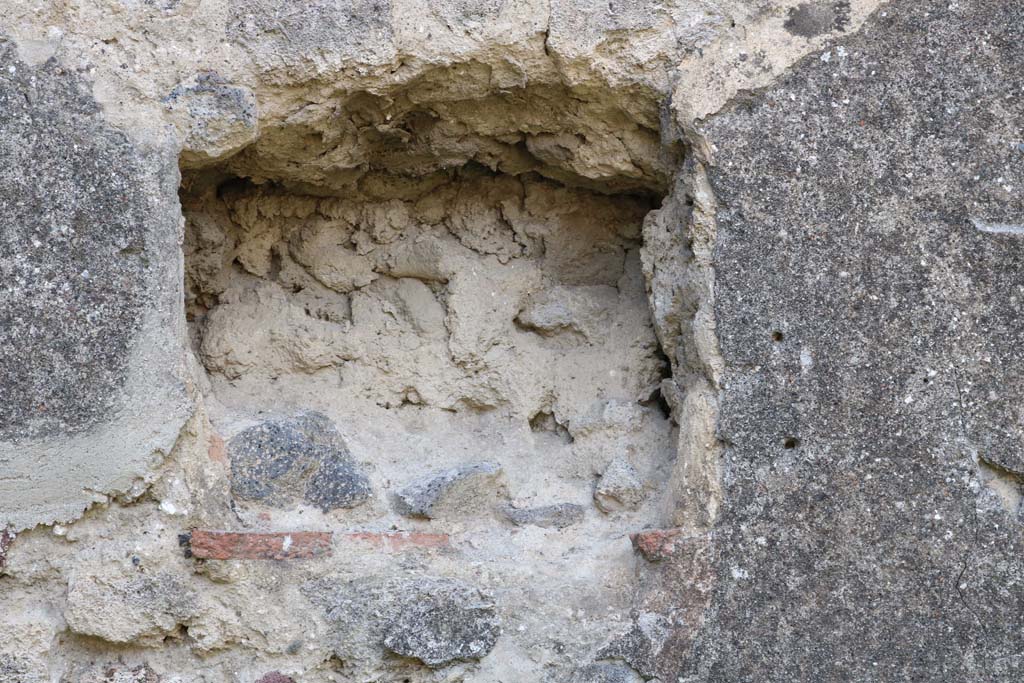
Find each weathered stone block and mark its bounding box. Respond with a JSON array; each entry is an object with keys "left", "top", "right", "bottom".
[
  {"left": 64, "top": 570, "right": 198, "bottom": 646},
  {"left": 382, "top": 577, "right": 501, "bottom": 667},
  {"left": 0, "top": 39, "right": 189, "bottom": 530},
  {"left": 304, "top": 575, "right": 501, "bottom": 670}
]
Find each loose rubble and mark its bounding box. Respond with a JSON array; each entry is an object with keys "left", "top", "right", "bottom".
[
  {"left": 393, "top": 463, "right": 507, "bottom": 519},
  {"left": 502, "top": 503, "right": 585, "bottom": 529},
  {"left": 594, "top": 457, "right": 646, "bottom": 513}
]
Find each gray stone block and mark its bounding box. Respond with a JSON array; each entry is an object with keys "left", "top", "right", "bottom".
[
  {"left": 0, "top": 39, "right": 189, "bottom": 530},
  {"left": 382, "top": 577, "right": 501, "bottom": 667}
]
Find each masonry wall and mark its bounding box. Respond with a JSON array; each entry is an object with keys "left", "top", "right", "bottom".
[{"left": 1, "top": 1, "right": 1022, "bottom": 682}]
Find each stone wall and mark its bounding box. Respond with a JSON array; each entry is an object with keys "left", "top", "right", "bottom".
[{"left": 2, "top": 1, "right": 1021, "bottom": 681}]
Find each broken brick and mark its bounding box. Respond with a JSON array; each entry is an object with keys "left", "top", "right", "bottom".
[
  {"left": 344, "top": 531, "right": 449, "bottom": 551},
  {"left": 189, "top": 530, "right": 332, "bottom": 560}
]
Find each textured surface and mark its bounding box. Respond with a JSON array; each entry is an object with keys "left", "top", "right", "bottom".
[
  {"left": 502, "top": 502, "right": 584, "bottom": 529},
  {"left": 305, "top": 574, "right": 502, "bottom": 673},
  {"left": 0, "top": 38, "right": 189, "bottom": 530},
  {"left": 393, "top": 462, "right": 505, "bottom": 519},
  {"left": 2, "top": 0, "right": 1021, "bottom": 681},
  {"left": 188, "top": 530, "right": 333, "bottom": 560},
  {"left": 691, "top": 0, "right": 1024, "bottom": 679},
  {"left": 228, "top": 411, "right": 372, "bottom": 511},
  {"left": 0, "top": 40, "right": 147, "bottom": 440},
  {"left": 382, "top": 578, "right": 502, "bottom": 666}
]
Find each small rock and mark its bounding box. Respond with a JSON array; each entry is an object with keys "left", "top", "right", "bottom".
[
  {"left": 0, "top": 527, "right": 14, "bottom": 570},
  {"left": 594, "top": 457, "right": 645, "bottom": 512},
  {"left": 228, "top": 411, "right": 372, "bottom": 512},
  {"left": 255, "top": 673, "right": 294, "bottom": 683},
  {"left": 305, "top": 575, "right": 501, "bottom": 670},
  {"left": 502, "top": 503, "right": 584, "bottom": 529},
  {"left": 164, "top": 72, "right": 258, "bottom": 168},
  {"left": 596, "top": 612, "right": 672, "bottom": 680},
  {"left": 382, "top": 578, "right": 501, "bottom": 667},
  {"left": 629, "top": 528, "right": 695, "bottom": 561},
  {"left": 569, "top": 662, "right": 644, "bottom": 683},
  {"left": 393, "top": 462, "right": 505, "bottom": 519}
]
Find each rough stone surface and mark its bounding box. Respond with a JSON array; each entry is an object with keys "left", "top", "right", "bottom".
[
  {"left": 0, "top": 655, "right": 44, "bottom": 683},
  {"left": 382, "top": 578, "right": 502, "bottom": 667},
  {"left": 502, "top": 503, "right": 584, "bottom": 529},
  {"left": 393, "top": 462, "right": 506, "bottom": 519},
  {"left": 0, "top": 528, "right": 13, "bottom": 570},
  {"left": 228, "top": 411, "right": 371, "bottom": 511},
  {"left": 569, "top": 662, "right": 644, "bottom": 683},
  {"left": 64, "top": 570, "right": 199, "bottom": 646},
  {"left": 629, "top": 528, "right": 697, "bottom": 562},
  {"left": 164, "top": 72, "right": 258, "bottom": 168},
  {"left": 594, "top": 457, "right": 645, "bottom": 512},
  {"left": 305, "top": 575, "right": 501, "bottom": 674},
  {"left": 3, "top": 0, "right": 1021, "bottom": 681},
  {"left": 0, "top": 39, "right": 147, "bottom": 441},
  {"left": 76, "top": 663, "right": 161, "bottom": 683},
  {"left": 254, "top": 673, "right": 293, "bottom": 683},
  {"left": 0, "top": 37, "right": 189, "bottom": 530},
  {"left": 687, "top": 0, "right": 1024, "bottom": 680}
]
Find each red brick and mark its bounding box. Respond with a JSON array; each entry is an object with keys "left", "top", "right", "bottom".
[
  {"left": 189, "top": 530, "right": 332, "bottom": 560},
  {"left": 344, "top": 531, "right": 449, "bottom": 551},
  {"left": 629, "top": 528, "right": 700, "bottom": 562}
]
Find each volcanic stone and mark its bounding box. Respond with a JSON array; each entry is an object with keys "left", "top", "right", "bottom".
[{"left": 228, "top": 411, "right": 371, "bottom": 511}]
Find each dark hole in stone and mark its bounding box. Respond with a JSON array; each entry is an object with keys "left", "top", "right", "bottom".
[
  {"left": 783, "top": 437, "right": 799, "bottom": 449},
  {"left": 771, "top": 330, "right": 784, "bottom": 342}
]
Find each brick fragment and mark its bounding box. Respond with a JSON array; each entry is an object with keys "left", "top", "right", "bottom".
[
  {"left": 629, "top": 528, "right": 699, "bottom": 562},
  {"left": 189, "top": 530, "right": 332, "bottom": 560},
  {"left": 344, "top": 531, "right": 449, "bottom": 551},
  {"left": 207, "top": 432, "right": 226, "bottom": 464}
]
